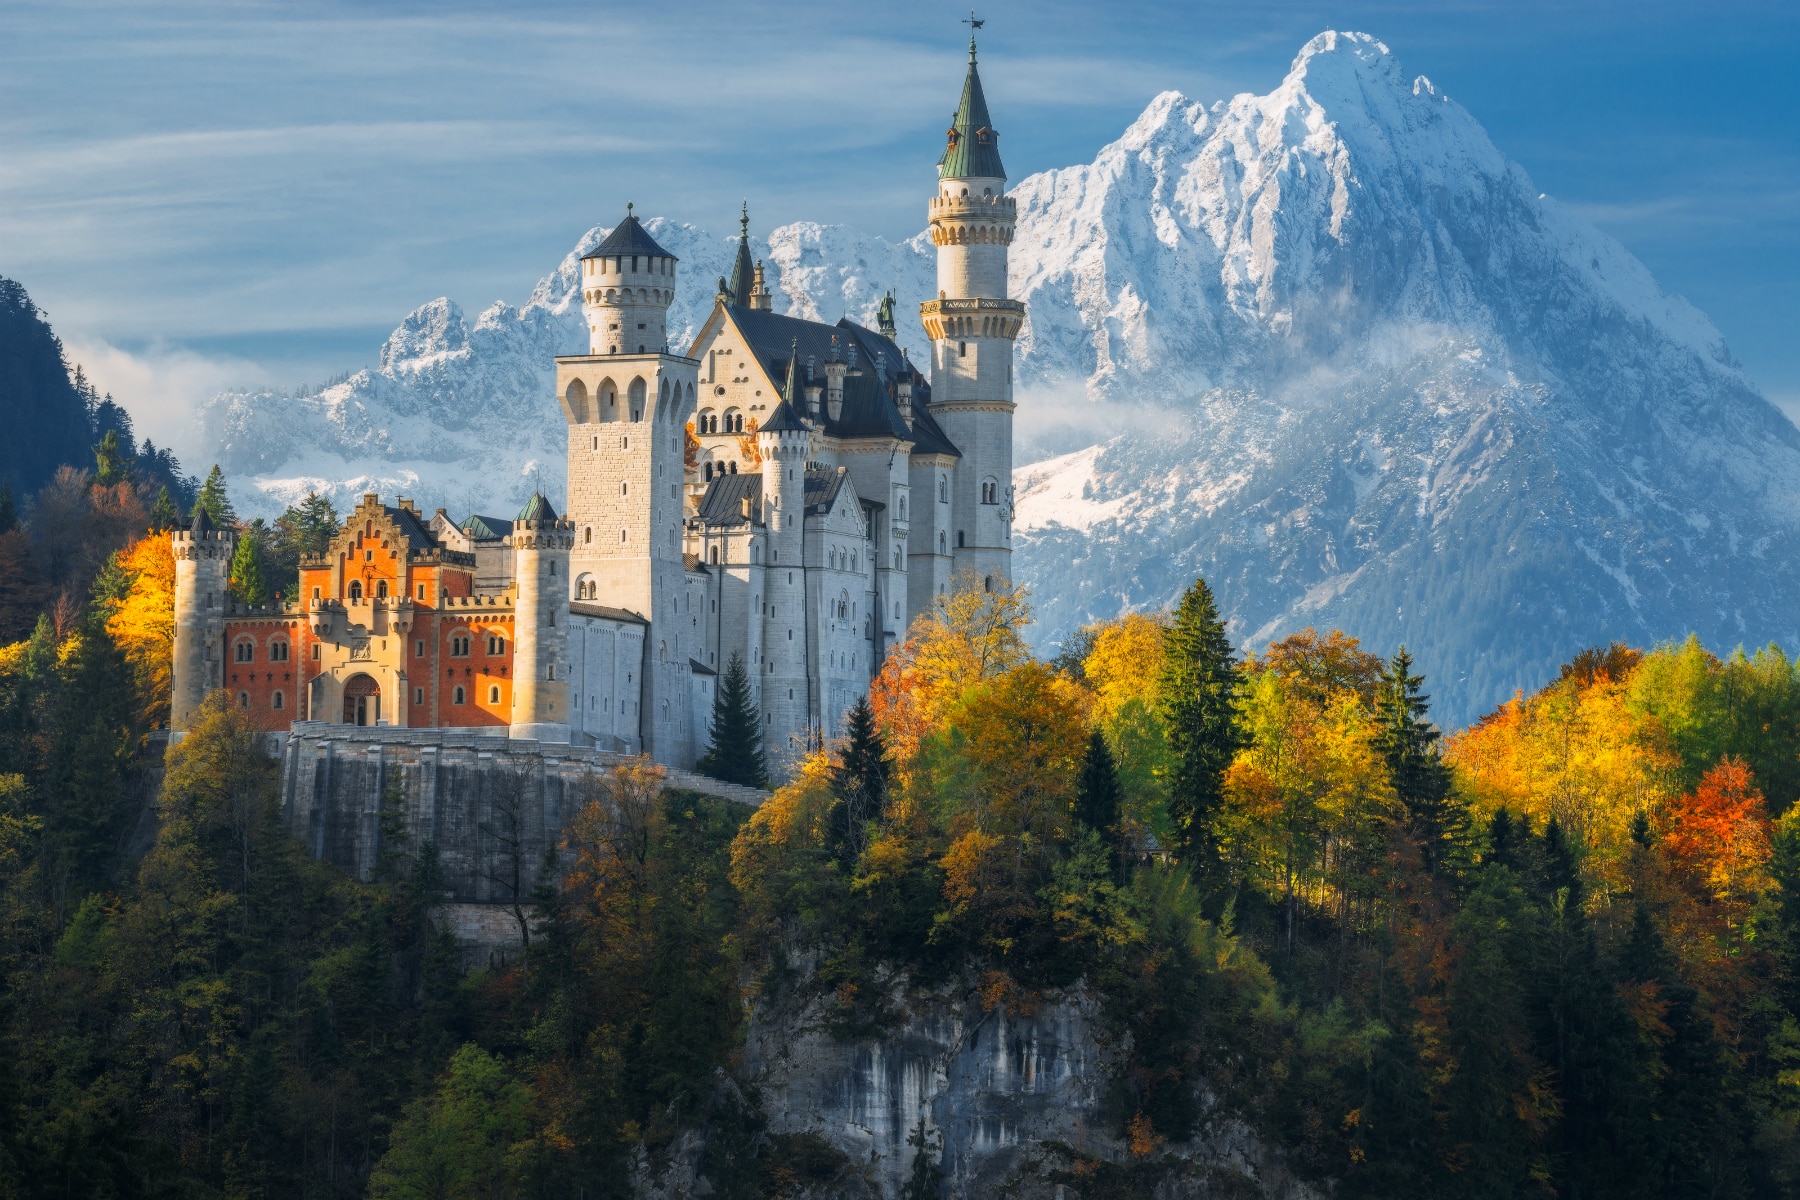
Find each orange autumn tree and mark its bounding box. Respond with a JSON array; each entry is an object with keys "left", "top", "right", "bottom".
[
  {"left": 104, "top": 535, "right": 176, "bottom": 724},
  {"left": 1663, "top": 756, "right": 1772, "bottom": 909}
]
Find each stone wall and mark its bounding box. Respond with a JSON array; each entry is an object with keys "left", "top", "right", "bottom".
[{"left": 278, "top": 721, "right": 766, "bottom": 905}]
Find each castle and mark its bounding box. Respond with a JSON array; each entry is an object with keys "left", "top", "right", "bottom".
[{"left": 170, "top": 34, "right": 1020, "bottom": 775}]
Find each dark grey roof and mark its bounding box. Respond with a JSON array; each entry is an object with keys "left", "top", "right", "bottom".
[
  {"left": 723, "top": 306, "right": 948, "bottom": 453},
  {"left": 697, "top": 472, "right": 763, "bottom": 527},
  {"left": 728, "top": 205, "right": 755, "bottom": 305},
  {"left": 569, "top": 601, "right": 648, "bottom": 625},
  {"left": 385, "top": 504, "right": 439, "bottom": 552},
  {"left": 690, "top": 658, "right": 717, "bottom": 676},
  {"left": 462, "top": 514, "right": 508, "bottom": 541},
  {"left": 804, "top": 467, "right": 851, "bottom": 517},
  {"left": 189, "top": 504, "right": 213, "bottom": 534},
  {"left": 516, "top": 492, "right": 558, "bottom": 523},
  {"left": 759, "top": 397, "right": 809, "bottom": 434},
  {"left": 584, "top": 212, "right": 676, "bottom": 261},
  {"left": 940, "top": 42, "right": 1006, "bottom": 181},
  {"left": 905, "top": 403, "right": 962, "bottom": 458}
]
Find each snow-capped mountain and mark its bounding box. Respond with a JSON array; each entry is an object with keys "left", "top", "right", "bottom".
[{"left": 200, "top": 31, "right": 1799, "bottom": 726}]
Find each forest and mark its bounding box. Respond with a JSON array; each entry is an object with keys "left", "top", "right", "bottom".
[{"left": 2, "top": 400, "right": 1800, "bottom": 1194}]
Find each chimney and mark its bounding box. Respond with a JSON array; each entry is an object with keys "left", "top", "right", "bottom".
[{"left": 896, "top": 377, "right": 914, "bottom": 427}]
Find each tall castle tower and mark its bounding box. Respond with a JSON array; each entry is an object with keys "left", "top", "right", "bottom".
[
  {"left": 922, "top": 30, "right": 1022, "bottom": 585},
  {"left": 555, "top": 208, "right": 699, "bottom": 762},
  {"left": 170, "top": 507, "right": 237, "bottom": 730},
  {"left": 508, "top": 493, "right": 574, "bottom": 742},
  {"left": 758, "top": 349, "right": 813, "bottom": 759}
]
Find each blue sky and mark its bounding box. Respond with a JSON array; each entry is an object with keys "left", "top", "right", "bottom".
[{"left": 2, "top": 0, "right": 1795, "bottom": 452}]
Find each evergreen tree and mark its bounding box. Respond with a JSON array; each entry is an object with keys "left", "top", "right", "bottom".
[
  {"left": 92, "top": 429, "right": 129, "bottom": 487},
  {"left": 194, "top": 463, "right": 236, "bottom": 528},
  {"left": 899, "top": 1117, "right": 943, "bottom": 1200},
  {"left": 695, "top": 653, "right": 766, "bottom": 788},
  {"left": 0, "top": 483, "right": 14, "bottom": 534},
  {"left": 1157, "top": 575, "right": 1242, "bottom": 894},
  {"left": 148, "top": 485, "right": 180, "bottom": 531},
  {"left": 1074, "top": 728, "right": 1122, "bottom": 835},
  {"left": 228, "top": 519, "right": 272, "bottom": 605},
  {"left": 828, "top": 695, "right": 888, "bottom": 868},
  {"left": 269, "top": 491, "right": 340, "bottom": 598},
  {"left": 1375, "top": 647, "right": 1464, "bottom": 875}
]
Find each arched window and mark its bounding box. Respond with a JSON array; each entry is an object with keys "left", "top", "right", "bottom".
[
  {"left": 703, "top": 462, "right": 713, "bottom": 481},
  {"left": 957, "top": 530, "right": 965, "bottom": 548},
  {"left": 487, "top": 634, "right": 505, "bottom": 655},
  {"left": 348, "top": 580, "right": 363, "bottom": 601},
  {"left": 898, "top": 496, "right": 907, "bottom": 519},
  {"left": 628, "top": 376, "right": 646, "bottom": 421},
  {"left": 376, "top": 580, "right": 388, "bottom": 598},
  {"left": 238, "top": 692, "right": 249, "bottom": 708},
  {"left": 234, "top": 639, "right": 254, "bottom": 663},
  {"left": 584, "top": 527, "right": 591, "bottom": 544},
  {"left": 272, "top": 691, "right": 284, "bottom": 710},
  {"left": 709, "top": 546, "right": 719, "bottom": 564},
  {"left": 939, "top": 477, "right": 948, "bottom": 502},
  {"left": 489, "top": 685, "right": 501, "bottom": 703},
  {"left": 453, "top": 685, "right": 465, "bottom": 704},
  {"left": 729, "top": 461, "right": 738, "bottom": 474},
  {"left": 938, "top": 532, "right": 946, "bottom": 554},
  {"left": 269, "top": 639, "right": 289, "bottom": 662}
]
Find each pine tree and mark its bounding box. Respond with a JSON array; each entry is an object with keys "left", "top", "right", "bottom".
[
  {"left": 828, "top": 695, "right": 888, "bottom": 868},
  {"left": 1375, "top": 648, "right": 1463, "bottom": 875},
  {"left": 148, "top": 485, "right": 180, "bottom": 531},
  {"left": 229, "top": 519, "right": 271, "bottom": 605},
  {"left": 0, "top": 483, "right": 14, "bottom": 534},
  {"left": 194, "top": 463, "right": 236, "bottom": 528},
  {"left": 1158, "top": 575, "right": 1242, "bottom": 893},
  {"left": 269, "top": 491, "right": 340, "bottom": 598},
  {"left": 899, "top": 1117, "right": 943, "bottom": 1200},
  {"left": 696, "top": 653, "right": 766, "bottom": 788},
  {"left": 1074, "top": 728, "right": 1122, "bottom": 835},
  {"left": 92, "top": 429, "right": 130, "bottom": 487}
]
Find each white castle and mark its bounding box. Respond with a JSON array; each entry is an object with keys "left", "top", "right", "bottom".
[{"left": 171, "top": 33, "right": 1019, "bottom": 777}]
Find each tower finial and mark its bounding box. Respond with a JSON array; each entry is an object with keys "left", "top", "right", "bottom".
[
  {"left": 962, "top": 11, "right": 983, "bottom": 62},
  {"left": 740, "top": 201, "right": 749, "bottom": 239},
  {"left": 627, "top": 200, "right": 634, "bottom": 217}
]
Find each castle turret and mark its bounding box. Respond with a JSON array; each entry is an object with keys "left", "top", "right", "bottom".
[
  {"left": 508, "top": 492, "right": 574, "bottom": 742},
  {"left": 922, "top": 29, "right": 1021, "bottom": 586},
  {"left": 170, "top": 506, "right": 237, "bottom": 730},
  {"left": 758, "top": 343, "right": 813, "bottom": 759},
  {"left": 558, "top": 205, "right": 700, "bottom": 764}
]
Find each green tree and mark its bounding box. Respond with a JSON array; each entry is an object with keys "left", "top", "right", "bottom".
[
  {"left": 696, "top": 653, "right": 766, "bottom": 788},
  {"left": 368, "top": 1043, "right": 532, "bottom": 1200},
  {"left": 228, "top": 518, "right": 272, "bottom": 605},
  {"left": 0, "top": 483, "right": 15, "bottom": 535},
  {"left": 1375, "top": 648, "right": 1462, "bottom": 876},
  {"left": 1157, "top": 575, "right": 1242, "bottom": 895},
  {"left": 1075, "top": 728, "right": 1122, "bottom": 836},
  {"left": 828, "top": 695, "right": 887, "bottom": 868},
  {"left": 92, "top": 430, "right": 129, "bottom": 487},
  {"left": 268, "top": 491, "right": 340, "bottom": 598},
  {"left": 148, "top": 485, "right": 180, "bottom": 531},
  {"left": 193, "top": 463, "right": 236, "bottom": 528}
]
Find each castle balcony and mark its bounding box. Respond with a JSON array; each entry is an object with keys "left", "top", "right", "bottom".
[
  {"left": 929, "top": 192, "right": 1017, "bottom": 219},
  {"left": 918, "top": 296, "right": 1026, "bottom": 341}
]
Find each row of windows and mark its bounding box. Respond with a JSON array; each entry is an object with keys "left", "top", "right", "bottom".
[
  {"left": 442, "top": 634, "right": 507, "bottom": 657},
  {"left": 234, "top": 638, "right": 290, "bottom": 663},
  {"left": 238, "top": 690, "right": 286, "bottom": 710}
]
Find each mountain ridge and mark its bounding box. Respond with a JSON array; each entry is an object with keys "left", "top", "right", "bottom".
[{"left": 196, "top": 30, "right": 1797, "bottom": 726}]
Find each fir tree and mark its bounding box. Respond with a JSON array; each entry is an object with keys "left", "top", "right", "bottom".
[
  {"left": 695, "top": 653, "right": 766, "bottom": 787},
  {"left": 269, "top": 491, "right": 340, "bottom": 597},
  {"left": 148, "top": 485, "right": 180, "bottom": 531},
  {"left": 92, "top": 429, "right": 129, "bottom": 487},
  {"left": 828, "top": 695, "right": 888, "bottom": 868},
  {"left": 0, "top": 483, "right": 15, "bottom": 534},
  {"left": 899, "top": 1117, "right": 943, "bottom": 1200},
  {"left": 228, "top": 519, "right": 272, "bottom": 605},
  {"left": 194, "top": 463, "right": 236, "bottom": 528},
  {"left": 1158, "top": 575, "right": 1242, "bottom": 894},
  {"left": 1375, "top": 648, "right": 1463, "bottom": 876},
  {"left": 1074, "top": 728, "right": 1122, "bottom": 835}
]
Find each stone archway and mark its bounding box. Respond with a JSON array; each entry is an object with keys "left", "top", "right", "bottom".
[{"left": 342, "top": 673, "right": 380, "bottom": 726}]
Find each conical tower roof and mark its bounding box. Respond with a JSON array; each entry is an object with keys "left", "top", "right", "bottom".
[
  {"left": 189, "top": 504, "right": 213, "bottom": 535},
  {"left": 939, "top": 33, "right": 1005, "bottom": 180},
  {"left": 728, "top": 203, "right": 755, "bottom": 304},
  {"left": 584, "top": 204, "right": 676, "bottom": 261},
  {"left": 760, "top": 341, "right": 810, "bottom": 433},
  {"left": 516, "top": 492, "right": 559, "bottom": 523}
]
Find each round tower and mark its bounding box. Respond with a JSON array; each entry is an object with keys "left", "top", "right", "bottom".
[
  {"left": 758, "top": 343, "right": 814, "bottom": 759},
  {"left": 170, "top": 506, "right": 237, "bottom": 731},
  {"left": 922, "top": 29, "right": 1023, "bottom": 585},
  {"left": 508, "top": 492, "right": 575, "bottom": 743},
  {"left": 580, "top": 204, "right": 677, "bottom": 356}
]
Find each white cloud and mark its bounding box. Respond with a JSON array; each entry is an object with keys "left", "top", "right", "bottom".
[{"left": 58, "top": 335, "right": 269, "bottom": 468}]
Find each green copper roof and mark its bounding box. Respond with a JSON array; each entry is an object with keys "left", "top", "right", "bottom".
[
  {"left": 515, "top": 492, "right": 559, "bottom": 524},
  {"left": 728, "top": 202, "right": 755, "bottom": 305},
  {"left": 938, "top": 36, "right": 1005, "bottom": 181}
]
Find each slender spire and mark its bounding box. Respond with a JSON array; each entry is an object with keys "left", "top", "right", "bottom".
[
  {"left": 784, "top": 338, "right": 802, "bottom": 404},
  {"left": 728, "top": 201, "right": 755, "bottom": 305},
  {"left": 940, "top": 18, "right": 1004, "bottom": 181},
  {"left": 761, "top": 340, "right": 809, "bottom": 434}
]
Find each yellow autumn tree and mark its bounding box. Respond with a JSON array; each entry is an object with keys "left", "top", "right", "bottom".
[
  {"left": 1082, "top": 613, "right": 1168, "bottom": 728},
  {"left": 104, "top": 535, "right": 176, "bottom": 725}
]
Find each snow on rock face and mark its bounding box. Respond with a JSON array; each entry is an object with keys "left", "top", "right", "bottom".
[{"left": 199, "top": 30, "right": 1797, "bottom": 726}]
